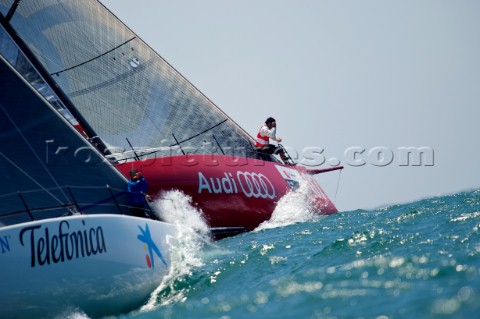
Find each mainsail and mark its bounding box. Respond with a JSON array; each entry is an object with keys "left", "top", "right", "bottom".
[
  {"left": 1, "top": 0, "right": 257, "bottom": 162},
  {"left": 0, "top": 23, "right": 129, "bottom": 226}
]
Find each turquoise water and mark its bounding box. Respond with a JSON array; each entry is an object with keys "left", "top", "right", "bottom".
[{"left": 104, "top": 189, "right": 480, "bottom": 319}]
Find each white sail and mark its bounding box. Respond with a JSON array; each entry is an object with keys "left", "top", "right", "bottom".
[{"left": 1, "top": 0, "right": 257, "bottom": 161}]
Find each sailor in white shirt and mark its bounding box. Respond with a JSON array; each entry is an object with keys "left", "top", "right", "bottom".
[{"left": 254, "top": 117, "right": 294, "bottom": 165}]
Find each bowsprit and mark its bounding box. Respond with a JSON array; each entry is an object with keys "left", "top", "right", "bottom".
[{"left": 197, "top": 171, "right": 276, "bottom": 199}]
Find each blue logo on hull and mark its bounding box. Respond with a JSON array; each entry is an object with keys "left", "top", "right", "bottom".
[{"left": 137, "top": 224, "right": 167, "bottom": 268}]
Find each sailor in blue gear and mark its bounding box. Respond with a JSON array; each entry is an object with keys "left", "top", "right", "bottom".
[{"left": 127, "top": 168, "right": 154, "bottom": 218}]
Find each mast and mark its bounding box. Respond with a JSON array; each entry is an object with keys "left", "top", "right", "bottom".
[
  {"left": 4, "top": 0, "right": 21, "bottom": 23},
  {"left": 0, "top": 3, "right": 112, "bottom": 156}
]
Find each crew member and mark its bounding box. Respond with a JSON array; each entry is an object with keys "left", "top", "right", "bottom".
[
  {"left": 127, "top": 168, "right": 156, "bottom": 219},
  {"left": 255, "top": 117, "right": 294, "bottom": 165}
]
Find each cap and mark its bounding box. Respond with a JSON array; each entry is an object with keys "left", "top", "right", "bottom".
[{"left": 129, "top": 168, "right": 138, "bottom": 178}]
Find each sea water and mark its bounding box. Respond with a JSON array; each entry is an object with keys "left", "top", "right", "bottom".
[{"left": 66, "top": 188, "right": 480, "bottom": 319}]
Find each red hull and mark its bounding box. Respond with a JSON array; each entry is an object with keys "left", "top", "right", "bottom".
[{"left": 116, "top": 155, "right": 338, "bottom": 232}]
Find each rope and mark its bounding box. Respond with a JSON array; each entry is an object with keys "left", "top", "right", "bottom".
[
  {"left": 170, "top": 119, "right": 229, "bottom": 146},
  {"left": 0, "top": 103, "right": 69, "bottom": 204},
  {"left": 334, "top": 169, "right": 343, "bottom": 205},
  {"left": 50, "top": 37, "right": 136, "bottom": 76}
]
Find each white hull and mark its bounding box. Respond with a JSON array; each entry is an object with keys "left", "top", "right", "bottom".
[{"left": 0, "top": 214, "right": 179, "bottom": 318}]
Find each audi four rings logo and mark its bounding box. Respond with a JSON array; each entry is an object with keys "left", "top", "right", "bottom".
[
  {"left": 198, "top": 171, "right": 276, "bottom": 199},
  {"left": 237, "top": 171, "right": 276, "bottom": 199}
]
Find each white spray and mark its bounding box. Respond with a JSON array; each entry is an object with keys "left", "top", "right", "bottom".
[
  {"left": 255, "top": 179, "right": 326, "bottom": 231},
  {"left": 61, "top": 190, "right": 215, "bottom": 318},
  {"left": 152, "top": 189, "right": 210, "bottom": 238},
  {"left": 139, "top": 190, "right": 213, "bottom": 312}
]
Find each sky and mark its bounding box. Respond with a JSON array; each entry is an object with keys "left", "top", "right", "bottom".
[{"left": 101, "top": 0, "right": 480, "bottom": 211}]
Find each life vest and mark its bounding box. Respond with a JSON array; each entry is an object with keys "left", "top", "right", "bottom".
[{"left": 255, "top": 125, "right": 269, "bottom": 147}]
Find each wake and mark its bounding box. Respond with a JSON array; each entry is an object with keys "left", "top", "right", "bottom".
[{"left": 255, "top": 179, "right": 325, "bottom": 231}]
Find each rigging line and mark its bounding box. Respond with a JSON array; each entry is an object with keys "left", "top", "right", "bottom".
[
  {"left": 0, "top": 103, "right": 69, "bottom": 204},
  {"left": 171, "top": 133, "right": 185, "bottom": 155},
  {"left": 126, "top": 137, "right": 140, "bottom": 160},
  {"left": 170, "top": 119, "right": 229, "bottom": 146},
  {"left": 0, "top": 152, "right": 65, "bottom": 205},
  {"left": 334, "top": 169, "right": 343, "bottom": 206},
  {"left": 50, "top": 37, "right": 136, "bottom": 76},
  {"left": 212, "top": 134, "right": 225, "bottom": 155},
  {"left": 0, "top": 185, "right": 78, "bottom": 198}
]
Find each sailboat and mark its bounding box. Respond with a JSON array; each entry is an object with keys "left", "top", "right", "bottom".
[
  {"left": 0, "top": 0, "right": 342, "bottom": 239},
  {"left": 0, "top": 19, "right": 187, "bottom": 319}
]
